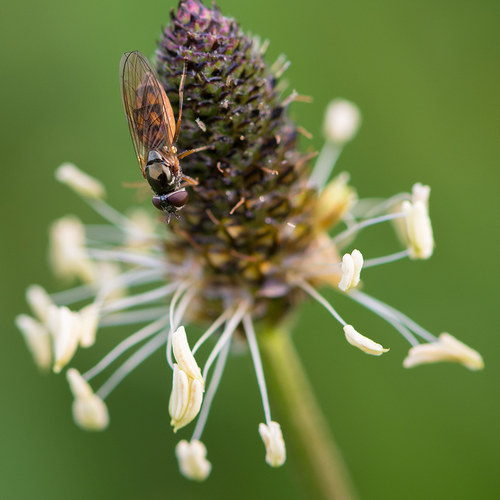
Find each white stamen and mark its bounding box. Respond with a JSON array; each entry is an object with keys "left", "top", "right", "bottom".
[
  {"left": 78, "top": 303, "right": 99, "bottom": 347},
  {"left": 354, "top": 193, "right": 409, "bottom": 218},
  {"left": 259, "top": 421, "right": 286, "bottom": 467},
  {"left": 166, "top": 283, "right": 196, "bottom": 368},
  {"left": 175, "top": 440, "right": 212, "bottom": 481},
  {"left": 338, "top": 249, "right": 363, "bottom": 292},
  {"left": 323, "top": 99, "right": 361, "bottom": 145},
  {"left": 50, "top": 215, "right": 96, "bottom": 283},
  {"left": 352, "top": 290, "right": 437, "bottom": 343},
  {"left": 83, "top": 315, "right": 170, "bottom": 381},
  {"left": 192, "top": 337, "right": 231, "bottom": 441},
  {"left": 15, "top": 314, "right": 52, "bottom": 371},
  {"left": 298, "top": 279, "right": 346, "bottom": 326},
  {"left": 308, "top": 142, "right": 342, "bottom": 189},
  {"left": 399, "top": 202, "right": 432, "bottom": 257},
  {"left": 51, "top": 268, "right": 161, "bottom": 306},
  {"left": 94, "top": 268, "right": 163, "bottom": 306},
  {"left": 124, "top": 208, "right": 159, "bottom": 247},
  {"left": 362, "top": 249, "right": 410, "bottom": 268},
  {"left": 169, "top": 364, "right": 204, "bottom": 432},
  {"left": 243, "top": 315, "right": 272, "bottom": 424},
  {"left": 195, "top": 117, "right": 207, "bottom": 132},
  {"left": 66, "top": 368, "right": 109, "bottom": 431},
  {"left": 411, "top": 183, "right": 430, "bottom": 207},
  {"left": 172, "top": 326, "right": 204, "bottom": 386},
  {"left": 192, "top": 309, "right": 232, "bottom": 354},
  {"left": 331, "top": 212, "right": 404, "bottom": 247},
  {"left": 403, "top": 333, "right": 484, "bottom": 371},
  {"left": 343, "top": 325, "right": 389, "bottom": 356},
  {"left": 401, "top": 201, "right": 434, "bottom": 259},
  {"left": 87, "top": 248, "right": 164, "bottom": 269},
  {"left": 47, "top": 305, "right": 81, "bottom": 373},
  {"left": 26, "top": 284, "right": 54, "bottom": 323},
  {"left": 85, "top": 224, "right": 124, "bottom": 244},
  {"left": 202, "top": 301, "right": 248, "bottom": 380},
  {"left": 93, "top": 262, "right": 127, "bottom": 302},
  {"left": 55, "top": 163, "right": 106, "bottom": 199},
  {"left": 169, "top": 365, "right": 190, "bottom": 422},
  {"left": 98, "top": 307, "right": 167, "bottom": 327},
  {"left": 312, "top": 172, "right": 357, "bottom": 225},
  {"left": 100, "top": 284, "right": 176, "bottom": 315},
  {"left": 96, "top": 331, "right": 167, "bottom": 400},
  {"left": 348, "top": 291, "right": 419, "bottom": 346}
]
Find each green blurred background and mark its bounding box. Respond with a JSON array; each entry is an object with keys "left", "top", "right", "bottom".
[{"left": 1, "top": 0, "right": 499, "bottom": 498}]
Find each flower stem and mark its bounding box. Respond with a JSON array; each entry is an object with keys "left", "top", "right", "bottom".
[{"left": 259, "top": 325, "right": 358, "bottom": 500}]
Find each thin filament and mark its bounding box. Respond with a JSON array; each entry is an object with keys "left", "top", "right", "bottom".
[
  {"left": 243, "top": 314, "right": 272, "bottom": 424},
  {"left": 83, "top": 315, "right": 170, "bottom": 381},
  {"left": 202, "top": 301, "right": 248, "bottom": 380},
  {"left": 191, "top": 337, "right": 231, "bottom": 441},
  {"left": 298, "top": 279, "right": 347, "bottom": 326},
  {"left": 96, "top": 331, "right": 167, "bottom": 400}
]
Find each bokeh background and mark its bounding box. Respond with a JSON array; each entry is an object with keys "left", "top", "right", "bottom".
[{"left": 1, "top": 0, "right": 499, "bottom": 498}]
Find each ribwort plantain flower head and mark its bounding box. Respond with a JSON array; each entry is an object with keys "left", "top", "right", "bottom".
[{"left": 16, "top": 0, "right": 483, "bottom": 481}]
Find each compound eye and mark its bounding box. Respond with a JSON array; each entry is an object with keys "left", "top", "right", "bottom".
[
  {"left": 167, "top": 190, "right": 189, "bottom": 209},
  {"left": 152, "top": 195, "right": 163, "bottom": 211}
]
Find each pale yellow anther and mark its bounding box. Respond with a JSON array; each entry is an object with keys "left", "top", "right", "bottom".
[
  {"left": 401, "top": 201, "right": 434, "bottom": 260},
  {"left": 78, "top": 304, "right": 99, "bottom": 348},
  {"left": 125, "top": 208, "right": 157, "bottom": 249},
  {"left": 259, "top": 421, "right": 286, "bottom": 467},
  {"left": 26, "top": 284, "right": 54, "bottom": 323},
  {"left": 314, "top": 173, "right": 357, "bottom": 231},
  {"left": 323, "top": 99, "right": 361, "bottom": 144},
  {"left": 411, "top": 183, "right": 430, "bottom": 208},
  {"left": 66, "top": 368, "right": 109, "bottom": 431},
  {"left": 48, "top": 305, "right": 81, "bottom": 373},
  {"left": 175, "top": 440, "right": 212, "bottom": 481},
  {"left": 344, "top": 324, "right": 389, "bottom": 356},
  {"left": 15, "top": 314, "right": 52, "bottom": 371},
  {"left": 403, "top": 333, "right": 484, "bottom": 371},
  {"left": 172, "top": 326, "right": 204, "bottom": 386},
  {"left": 338, "top": 249, "right": 363, "bottom": 292},
  {"left": 94, "top": 262, "right": 127, "bottom": 301},
  {"left": 55, "top": 163, "right": 106, "bottom": 199},
  {"left": 169, "top": 364, "right": 204, "bottom": 433},
  {"left": 49, "top": 215, "right": 96, "bottom": 283}
]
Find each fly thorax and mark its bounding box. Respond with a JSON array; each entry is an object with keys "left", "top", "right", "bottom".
[{"left": 146, "top": 150, "right": 176, "bottom": 193}]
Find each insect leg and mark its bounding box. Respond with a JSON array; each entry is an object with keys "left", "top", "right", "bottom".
[
  {"left": 180, "top": 175, "right": 199, "bottom": 187},
  {"left": 177, "top": 144, "right": 213, "bottom": 160},
  {"left": 173, "top": 58, "right": 187, "bottom": 144}
]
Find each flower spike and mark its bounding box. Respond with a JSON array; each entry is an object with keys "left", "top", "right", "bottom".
[{"left": 16, "top": 0, "right": 484, "bottom": 485}]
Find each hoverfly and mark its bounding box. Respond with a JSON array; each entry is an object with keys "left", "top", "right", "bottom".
[{"left": 120, "top": 51, "right": 207, "bottom": 219}]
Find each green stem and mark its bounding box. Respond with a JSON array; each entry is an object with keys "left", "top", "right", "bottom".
[{"left": 259, "top": 325, "right": 358, "bottom": 500}]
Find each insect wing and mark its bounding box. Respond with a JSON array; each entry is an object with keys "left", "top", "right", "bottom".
[{"left": 120, "top": 51, "right": 176, "bottom": 177}]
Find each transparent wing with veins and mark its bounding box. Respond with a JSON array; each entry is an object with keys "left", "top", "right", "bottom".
[{"left": 120, "top": 51, "right": 176, "bottom": 177}]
